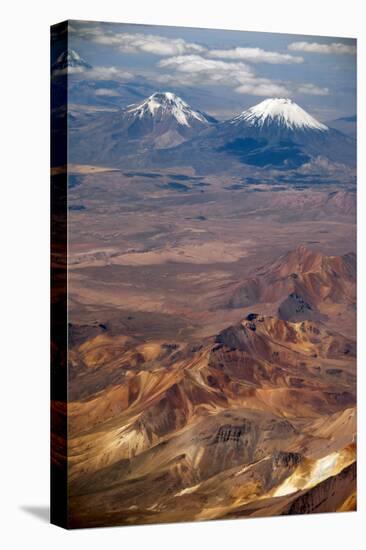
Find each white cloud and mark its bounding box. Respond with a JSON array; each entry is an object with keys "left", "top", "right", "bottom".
[
  {"left": 66, "top": 25, "right": 339, "bottom": 99},
  {"left": 54, "top": 65, "right": 133, "bottom": 81},
  {"left": 157, "top": 55, "right": 328, "bottom": 98},
  {"left": 88, "top": 67, "right": 133, "bottom": 80},
  {"left": 297, "top": 83, "right": 329, "bottom": 96},
  {"left": 299, "top": 156, "right": 353, "bottom": 176},
  {"left": 159, "top": 55, "right": 252, "bottom": 79},
  {"left": 209, "top": 47, "right": 303, "bottom": 64},
  {"left": 95, "top": 88, "right": 121, "bottom": 97},
  {"left": 158, "top": 55, "right": 291, "bottom": 97},
  {"left": 53, "top": 65, "right": 133, "bottom": 81},
  {"left": 72, "top": 25, "right": 206, "bottom": 56},
  {"left": 288, "top": 41, "right": 356, "bottom": 55},
  {"left": 98, "top": 33, "right": 205, "bottom": 56},
  {"left": 235, "top": 82, "right": 291, "bottom": 96}
]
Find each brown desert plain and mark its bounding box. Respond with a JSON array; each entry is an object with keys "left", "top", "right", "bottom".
[{"left": 50, "top": 160, "right": 357, "bottom": 528}]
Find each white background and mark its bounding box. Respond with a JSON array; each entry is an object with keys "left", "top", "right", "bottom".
[{"left": 1, "top": 1, "right": 364, "bottom": 548}]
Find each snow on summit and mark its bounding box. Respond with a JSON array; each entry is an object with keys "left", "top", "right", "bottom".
[
  {"left": 126, "top": 92, "right": 210, "bottom": 127},
  {"left": 52, "top": 49, "right": 92, "bottom": 73},
  {"left": 233, "top": 98, "right": 328, "bottom": 132}
]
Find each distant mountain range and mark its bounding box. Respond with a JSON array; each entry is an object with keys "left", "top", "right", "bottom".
[
  {"left": 208, "top": 98, "right": 355, "bottom": 169},
  {"left": 66, "top": 92, "right": 356, "bottom": 172},
  {"left": 326, "top": 115, "right": 357, "bottom": 139},
  {"left": 221, "top": 245, "right": 356, "bottom": 323},
  {"left": 52, "top": 50, "right": 356, "bottom": 173},
  {"left": 52, "top": 49, "right": 356, "bottom": 174},
  {"left": 61, "top": 86, "right": 355, "bottom": 173}
]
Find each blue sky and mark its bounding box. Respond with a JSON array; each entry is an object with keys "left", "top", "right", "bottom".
[{"left": 67, "top": 20, "right": 356, "bottom": 121}]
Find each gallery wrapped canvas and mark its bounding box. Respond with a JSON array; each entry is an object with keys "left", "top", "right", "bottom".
[{"left": 51, "top": 20, "right": 356, "bottom": 529}]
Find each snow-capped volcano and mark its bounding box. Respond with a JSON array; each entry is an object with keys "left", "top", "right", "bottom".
[
  {"left": 125, "top": 92, "right": 216, "bottom": 128},
  {"left": 113, "top": 92, "right": 216, "bottom": 149},
  {"left": 52, "top": 49, "right": 92, "bottom": 75},
  {"left": 69, "top": 91, "right": 218, "bottom": 162},
  {"left": 69, "top": 93, "right": 355, "bottom": 170},
  {"left": 185, "top": 96, "right": 355, "bottom": 170},
  {"left": 231, "top": 98, "right": 328, "bottom": 132}
]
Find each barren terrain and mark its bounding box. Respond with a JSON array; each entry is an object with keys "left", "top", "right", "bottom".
[{"left": 62, "top": 166, "right": 356, "bottom": 527}]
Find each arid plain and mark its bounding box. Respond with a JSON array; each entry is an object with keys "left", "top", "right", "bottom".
[{"left": 64, "top": 164, "right": 356, "bottom": 527}]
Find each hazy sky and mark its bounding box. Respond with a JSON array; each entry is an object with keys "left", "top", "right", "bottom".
[{"left": 67, "top": 20, "right": 356, "bottom": 121}]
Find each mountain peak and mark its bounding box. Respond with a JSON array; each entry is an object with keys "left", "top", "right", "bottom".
[
  {"left": 52, "top": 49, "right": 92, "bottom": 74},
  {"left": 151, "top": 91, "right": 181, "bottom": 102},
  {"left": 266, "top": 245, "right": 325, "bottom": 279},
  {"left": 232, "top": 97, "right": 328, "bottom": 132},
  {"left": 126, "top": 92, "right": 214, "bottom": 127}
]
